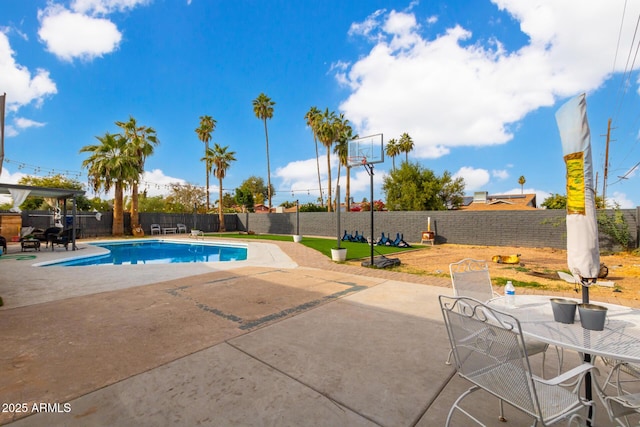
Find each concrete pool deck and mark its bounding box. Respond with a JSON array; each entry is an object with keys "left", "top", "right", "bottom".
[{"left": 0, "top": 237, "right": 622, "bottom": 426}]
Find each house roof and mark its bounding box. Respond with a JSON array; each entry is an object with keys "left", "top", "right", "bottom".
[{"left": 458, "top": 193, "right": 537, "bottom": 211}]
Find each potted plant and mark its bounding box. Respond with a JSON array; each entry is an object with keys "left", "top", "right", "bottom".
[
  {"left": 331, "top": 247, "right": 347, "bottom": 262},
  {"left": 293, "top": 235, "right": 303, "bottom": 243}
]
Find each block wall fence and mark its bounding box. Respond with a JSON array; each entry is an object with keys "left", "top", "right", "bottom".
[
  {"left": 236, "top": 208, "right": 640, "bottom": 251},
  {"left": 20, "top": 208, "right": 639, "bottom": 251}
]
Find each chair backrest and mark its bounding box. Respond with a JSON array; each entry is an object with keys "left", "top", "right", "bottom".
[
  {"left": 177, "top": 223, "right": 187, "bottom": 232},
  {"left": 151, "top": 224, "right": 161, "bottom": 231},
  {"left": 439, "top": 295, "right": 540, "bottom": 416},
  {"left": 449, "top": 258, "right": 499, "bottom": 302}
]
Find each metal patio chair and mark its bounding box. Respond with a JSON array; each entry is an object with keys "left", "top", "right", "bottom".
[
  {"left": 440, "top": 295, "right": 597, "bottom": 426},
  {"left": 150, "top": 224, "right": 161, "bottom": 235},
  {"left": 177, "top": 223, "right": 187, "bottom": 234},
  {"left": 447, "top": 259, "right": 553, "bottom": 373},
  {"left": 597, "top": 358, "right": 640, "bottom": 426}
]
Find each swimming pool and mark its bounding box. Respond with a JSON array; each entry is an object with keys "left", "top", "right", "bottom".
[{"left": 45, "top": 240, "right": 248, "bottom": 267}]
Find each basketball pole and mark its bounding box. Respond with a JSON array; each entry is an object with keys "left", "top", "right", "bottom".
[{"left": 364, "top": 162, "right": 374, "bottom": 267}]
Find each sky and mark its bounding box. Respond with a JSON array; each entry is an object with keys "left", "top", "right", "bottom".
[{"left": 2, "top": 0, "right": 640, "bottom": 209}]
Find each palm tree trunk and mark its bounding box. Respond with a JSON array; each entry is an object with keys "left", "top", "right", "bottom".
[
  {"left": 205, "top": 142, "right": 210, "bottom": 211},
  {"left": 113, "top": 182, "right": 124, "bottom": 236},
  {"left": 326, "top": 150, "right": 332, "bottom": 212},
  {"left": 219, "top": 176, "right": 225, "bottom": 232},
  {"left": 130, "top": 181, "right": 139, "bottom": 228},
  {"left": 263, "top": 119, "right": 272, "bottom": 210},
  {"left": 315, "top": 136, "right": 323, "bottom": 207}
]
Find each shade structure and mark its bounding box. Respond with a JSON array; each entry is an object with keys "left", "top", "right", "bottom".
[{"left": 555, "top": 93, "right": 600, "bottom": 303}]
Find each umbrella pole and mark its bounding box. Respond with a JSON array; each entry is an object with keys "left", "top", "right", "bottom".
[{"left": 581, "top": 278, "right": 593, "bottom": 425}]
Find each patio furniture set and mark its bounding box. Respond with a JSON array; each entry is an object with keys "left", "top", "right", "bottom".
[{"left": 442, "top": 258, "right": 640, "bottom": 426}]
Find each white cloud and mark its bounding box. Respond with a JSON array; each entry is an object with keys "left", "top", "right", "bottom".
[
  {"left": 338, "top": 1, "right": 640, "bottom": 160},
  {"left": 453, "top": 166, "right": 490, "bottom": 191},
  {"left": 140, "top": 169, "right": 187, "bottom": 197},
  {"left": 0, "top": 167, "right": 28, "bottom": 204},
  {"left": 492, "top": 169, "right": 509, "bottom": 180},
  {"left": 0, "top": 31, "right": 57, "bottom": 112},
  {"left": 607, "top": 191, "right": 635, "bottom": 209},
  {"left": 71, "top": 0, "right": 150, "bottom": 15},
  {"left": 348, "top": 9, "right": 386, "bottom": 40},
  {"left": 14, "top": 117, "right": 46, "bottom": 129},
  {"left": 37, "top": 4, "right": 122, "bottom": 61}
]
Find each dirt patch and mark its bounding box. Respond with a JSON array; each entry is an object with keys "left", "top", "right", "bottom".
[{"left": 381, "top": 244, "right": 640, "bottom": 307}]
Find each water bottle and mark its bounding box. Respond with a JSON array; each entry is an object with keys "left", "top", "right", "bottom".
[{"left": 505, "top": 281, "right": 516, "bottom": 307}]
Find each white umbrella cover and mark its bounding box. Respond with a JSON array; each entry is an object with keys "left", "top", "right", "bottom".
[{"left": 555, "top": 94, "right": 600, "bottom": 286}]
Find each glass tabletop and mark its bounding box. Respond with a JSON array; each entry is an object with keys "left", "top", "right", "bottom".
[{"left": 489, "top": 295, "right": 640, "bottom": 363}]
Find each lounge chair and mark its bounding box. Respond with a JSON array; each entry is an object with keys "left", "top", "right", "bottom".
[
  {"left": 377, "top": 232, "right": 390, "bottom": 246},
  {"left": 392, "top": 233, "right": 411, "bottom": 248},
  {"left": 48, "top": 228, "right": 73, "bottom": 251},
  {"left": 342, "top": 230, "right": 354, "bottom": 242},
  {"left": 150, "top": 224, "right": 161, "bottom": 235},
  {"left": 38, "top": 227, "right": 62, "bottom": 248},
  {"left": 353, "top": 231, "right": 367, "bottom": 243}
]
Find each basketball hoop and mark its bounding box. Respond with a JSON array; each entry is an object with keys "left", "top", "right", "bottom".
[{"left": 348, "top": 156, "right": 367, "bottom": 167}]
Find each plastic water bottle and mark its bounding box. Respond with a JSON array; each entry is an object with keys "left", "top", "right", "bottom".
[{"left": 505, "top": 281, "right": 516, "bottom": 307}]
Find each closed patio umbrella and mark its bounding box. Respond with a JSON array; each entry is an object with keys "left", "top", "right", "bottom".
[
  {"left": 555, "top": 93, "right": 600, "bottom": 303},
  {"left": 555, "top": 93, "right": 600, "bottom": 425}
]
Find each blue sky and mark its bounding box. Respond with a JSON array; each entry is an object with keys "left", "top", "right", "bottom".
[{"left": 2, "top": 0, "right": 640, "bottom": 209}]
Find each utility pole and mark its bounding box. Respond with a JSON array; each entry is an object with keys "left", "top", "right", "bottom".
[{"left": 602, "top": 118, "right": 613, "bottom": 208}]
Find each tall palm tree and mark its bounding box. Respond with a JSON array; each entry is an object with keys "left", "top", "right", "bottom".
[
  {"left": 518, "top": 175, "right": 526, "bottom": 194},
  {"left": 202, "top": 143, "right": 236, "bottom": 232},
  {"left": 316, "top": 108, "right": 338, "bottom": 212},
  {"left": 195, "top": 115, "right": 217, "bottom": 211},
  {"left": 80, "top": 132, "right": 138, "bottom": 236},
  {"left": 304, "top": 106, "right": 323, "bottom": 207},
  {"left": 333, "top": 114, "right": 355, "bottom": 211},
  {"left": 252, "top": 93, "right": 275, "bottom": 210},
  {"left": 115, "top": 116, "right": 159, "bottom": 230},
  {"left": 385, "top": 138, "right": 401, "bottom": 171},
  {"left": 398, "top": 132, "right": 414, "bottom": 163}
]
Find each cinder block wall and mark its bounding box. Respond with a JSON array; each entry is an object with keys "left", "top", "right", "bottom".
[{"left": 236, "top": 209, "right": 639, "bottom": 250}]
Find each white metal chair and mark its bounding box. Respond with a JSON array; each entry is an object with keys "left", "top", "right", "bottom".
[
  {"left": 177, "top": 223, "right": 187, "bottom": 234},
  {"left": 150, "top": 224, "right": 161, "bottom": 235},
  {"left": 597, "top": 358, "right": 640, "bottom": 426},
  {"left": 440, "top": 295, "right": 597, "bottom": 426},
  {"left": 447, "top": 259, "right": 552, "bottom": 372}
]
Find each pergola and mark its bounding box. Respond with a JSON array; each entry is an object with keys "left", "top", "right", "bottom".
[{"left": 0, "top": 183, "right": 86, "bottom": 250}]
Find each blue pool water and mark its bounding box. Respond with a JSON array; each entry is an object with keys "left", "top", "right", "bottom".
[{"left": 46, "top": 240, "right": 248, "bottom": 266}]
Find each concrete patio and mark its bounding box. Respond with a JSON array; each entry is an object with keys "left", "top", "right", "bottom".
[{"left": 0, "top": 237, "right": 628, "bottom": 426}]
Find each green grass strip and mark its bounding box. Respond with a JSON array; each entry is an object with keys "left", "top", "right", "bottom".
[{"left": 214, "top": 233, "right": 424, "bottom": 260}]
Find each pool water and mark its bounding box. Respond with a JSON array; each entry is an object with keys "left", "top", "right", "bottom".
[{"left": 47, "top": 240, "right": 248, "bottom": 266}]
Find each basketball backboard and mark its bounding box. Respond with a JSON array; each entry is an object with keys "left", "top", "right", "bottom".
[{"left": 347, "top": 133, "right": 384, "bottom": 167}]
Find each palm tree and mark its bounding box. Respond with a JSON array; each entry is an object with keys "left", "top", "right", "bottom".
[
  {"left": 333, "top": 114, "right": 355, "bottom": 211},
  {"left": 398, "top": 132, "right": 414, "bottom": 163},
  {"left": 202, "top": 143, "right": 236, "bottom": 232},
  {"left": 252, "top": 93, "right": 275, "bottom": 210},
  {"left": 195, "top": 115, "right": 217, "bottom": 211},
  {"left": 518, "top": 175, "right": 526, "bottom": 194},
  {"left": 304, "top": 106, "right": 323, "bottom": 207},
  {"left": 80, "top": 132, "right": 138, "bottom": 236},
  {"left": 115, "top": 116, "right": 159, "bottom": 230},
  {"left": 316, "top": 108, "right": 338, "bottom": 212},
  {"left": 385, "top": 138, "right": 400, "bottom": 171}
]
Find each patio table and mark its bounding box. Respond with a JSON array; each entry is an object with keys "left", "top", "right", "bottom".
[
  {"left": 488, "top": 295, "right": 640, "bottom": 363},
  {"left": 489, "top": 295, "right": 640, "bottom": 425},
  {"left": 162, "top": 227, "right": 177, "bottom": 235}
]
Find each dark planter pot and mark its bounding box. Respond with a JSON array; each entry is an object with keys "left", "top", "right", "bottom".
[
  {"left": 550, "top": 298, "right": 578, "bottom": 324},
  {"left": 578, "top": 303, "right": 608, "bottom": 331}
]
